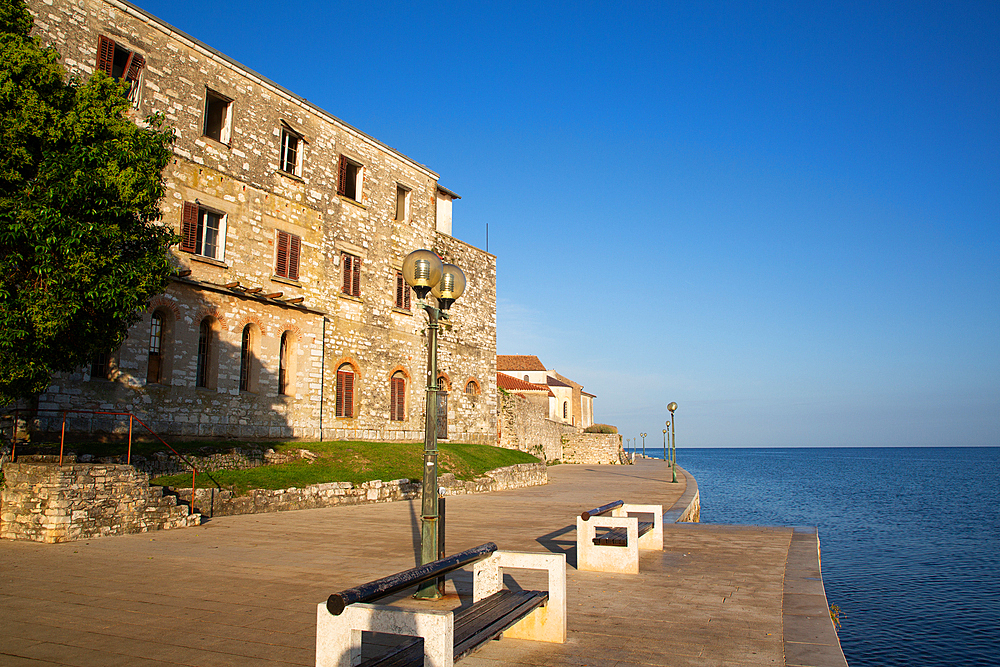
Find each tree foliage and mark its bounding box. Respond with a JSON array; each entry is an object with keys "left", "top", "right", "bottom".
[{"left": 0, "top": 0, "right": 175, "bottom": 405}]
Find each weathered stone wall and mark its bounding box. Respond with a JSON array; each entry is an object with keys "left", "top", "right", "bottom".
[
  {"left": 172, "top": 462, "right": 546, "bottom": 517},
  {"left": 497, "top": 392, "right": 575, "bottom": 462},
  {"left": 0, "top": 461, "right": 199, "bottom": 543},
  {"left": 25, "top": 0, "right": 497, "bottom": 444},
  {"left": 560, "top": 433, "right": 630, "bottom": 465},
  {"left": 76, "top": 446, "right": 312, "bottom": 477}
]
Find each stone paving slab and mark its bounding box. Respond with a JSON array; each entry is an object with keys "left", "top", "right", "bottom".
[{"left": 0, "top": 458, "right": 840, "bottom": 666}]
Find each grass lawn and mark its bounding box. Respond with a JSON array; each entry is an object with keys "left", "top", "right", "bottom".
[{"left": 148, "top": 441, "right": 540, "bottom": 495}]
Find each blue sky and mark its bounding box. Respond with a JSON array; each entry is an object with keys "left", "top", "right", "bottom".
[{"left": 134, "top": 0, "right": 998, "bottom": 447}]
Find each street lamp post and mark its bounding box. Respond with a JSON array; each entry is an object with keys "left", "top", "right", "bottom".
[
  {"left": 402, "top": 249, "right": 466, "bottom": 599},
  {"left": 662, "top": 428, "right": 667, "bottom": 461},
  {"left": 667, "top": 402, "right": 678, "bottom": 483},
  {"left": 641, "top": 433, "right": 647, "bottom": 458}
]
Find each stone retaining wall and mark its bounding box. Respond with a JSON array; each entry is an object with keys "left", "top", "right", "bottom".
[
  {"left": 173, "top": 462, "right": 548, "bottom": 517},
  {"left": 497, "top": 392, "right": 577, "bottom": 462},
  {"left": 0, "top": 461, "right": 199, "bottom": 543},
  {"left": 560, "top": 433, "right": 629, "bottom": 465}
]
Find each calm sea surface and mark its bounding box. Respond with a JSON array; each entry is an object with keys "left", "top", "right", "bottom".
[{"left": 628, "top": 446, "right": 1000, "bottom": 666}]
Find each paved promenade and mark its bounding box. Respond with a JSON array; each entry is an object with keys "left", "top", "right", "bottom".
[{"left": 0, "top": 458, "right": 845, "bottom": 666}]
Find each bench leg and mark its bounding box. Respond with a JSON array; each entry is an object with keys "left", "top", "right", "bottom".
[
  {"left": 576, "top": 517, "right": 640, "bottom": 574},
  {"left": 497, "top": 551, "right": 567, "bottom": 644},
  {"left": 316, "top": 603, "right": 454, "bottom": 667}
]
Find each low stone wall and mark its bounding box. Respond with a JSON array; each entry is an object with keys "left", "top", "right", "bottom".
[
  {"left": 173, "top": 462, "right": 548, "bottom": 517},
  {"left": 497, "top": 392, "right": 575, "bottom": 462},
  {"left": 560, "top": 433, "right": 630, "bottom": 465},
  {"left": 0, "top": 461, "right": 199, "bottom": 543}
]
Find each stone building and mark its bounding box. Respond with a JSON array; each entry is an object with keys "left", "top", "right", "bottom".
[
  {"left": 23, "top": 0, "right": 497, "bottom": 443},
  {"left": 496, "top": 356, "right": 594, "bottom": 429}
]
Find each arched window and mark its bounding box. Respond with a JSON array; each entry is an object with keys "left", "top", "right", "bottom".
[
  {"left": 278, "top": 332, "right": 293, "bottom": 396},
  {"left": 239, "top": 324, "right": 254, "bottom": 392},
  {"left": 390, "top": 371, "right": 406, "bottom": 421},
  {"left": 465, "top": 380, "right": 480, "bottom": 395},
  {"left": 336, "top": 364, "right": 355, "bottom": 418},
  {"left": 524, "top": 374, "right": 529, "bottom": 382},
  {"left": 563, "top": 401, "right": 568, "bottom": 419},
  {"left": 196, "top": 318, "right": 216, "bottom": 389}
]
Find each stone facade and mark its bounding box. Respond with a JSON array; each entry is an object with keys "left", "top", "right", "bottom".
[
  {"left": 560, "top": 433, "right": 629, "bottom": 465},
  {"left": 171, "top": 462, "right": 547, "bottom": 517},
  {"left": 0, "top": 460, "right": 200, "bottom": 542},
  {"left": 23, "top": 0, "right": 496, "bottom": 444},
  {"left": 498, "top": 391, "right": 575, "bottom": 463}
]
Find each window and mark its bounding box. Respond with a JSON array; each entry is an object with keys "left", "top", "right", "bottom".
[
  {"left": 239, "top": 325, "right": 254, "bottom": 392},
  {"left": 90, "top": 352, "right": 110, "bottom": 380},
  {"left": 524, "top": 375, "right": 529, "bottom": 382},
  {"left": 337, "top": 155, "right": 363, "bottom": 202},
  {"left": 390, "top": 372, "right": 406, "bottom": 421},
  {"left": 278, "top": 332, "right": 293, "bottom": 396},
  {"left": 465, "top": 380, "right": 480, "bottom": 395},
  {"left": 342, "top": 253, "right": 361, "bottom": 297},
  {"left": 395, "top": 185, "right": 410, "bottom": 221},
  {"left": 336, "top": 364, "right": 355, "bottom": 418},
  {"left": 181, "top": 202, "right": 227, "bottom": 261},
  {"left": 395, "top": 271, "right": 411, "bottom": 310},
  {"left": 147, "top": 312, "right": 163, "bottom": 383},
  {"left": 203, "top": 90, "right": 233, "bottom": 144},
  {"left": 280, "top": 127, "right": 303, "bottom": 175},
  {"left": 275, "top": 230, "right": 301, "bottom": 280},
  {"left": 563, "top": 401, "right": 568, "bottom": 419},
  {"left": 196, "top": 318, "right": 216, "bottom": 389},
  {"left": 97, "top": 35, "right": 144, "bottom": 106}
]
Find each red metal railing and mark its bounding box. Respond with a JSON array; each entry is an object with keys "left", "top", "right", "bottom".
[{"left": 4, "top": 408, "right": 199, "bottom": 508}]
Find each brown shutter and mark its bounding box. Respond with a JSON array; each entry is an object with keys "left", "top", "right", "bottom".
[
  {"left": 344, "top": 371, "right": 354, "bottom": 417},
  {"left": 275, "top": 231, "right": 289, "bottom": 277},
  {"left": 352, "top": 256, "right": 361, "bottom": 297},
  {"left": 404, "top": 283, "right": 411, "bottom": 310},
  {"left": 181, "top": 202, "right": 198, "bottom": 252},
  {"left": 391, "top": 376, "right": 405, "bottom": 421},
  {"left": 341, "top": 254, "right": 352, "bottom": 293},
  {"left": 288, "top": 234, "right": 300, "bottom": 280},
  {"left": 97, "top": 36, "right": 115, "bottom": 76},
  {"left": 126, "top": 52, "right": 145, "bottom": 81},
  {"left": 337, "top": 155, "right": 348, "bottom": 196},
  {"left": 336, "top": 370, "right": 345, "bottom": 417},
  {"left": 395, "top": 272, "right": 404, "bottom": 309}
]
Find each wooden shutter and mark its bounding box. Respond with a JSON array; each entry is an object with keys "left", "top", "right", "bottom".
[
  {"left": 276, "top": 231, "right": 289, "bottom": 277},
  {"left": 337, "top": 155, "right": 348, "bottom": 196},
  {"left": 390, "top": 376, "right": 405, "bottom": 421},
  {"left": 395, "top": 272, "right": 404, "bottom": 309},
  {"left": 126, "top": 52, "right": 145, "bottom": 81},
  {"left": 352, "top": 256, "right": 361, "bottom": 297},
  {"left": 404, "top": 282, "right": 411, "bottom": 310},
  {"left": 97, "top": 36, "right": 115, "bottom": 76},
  {"left": 181, "top": 202, "right": 198, "bottom": 252},
  {"left": 342, "top": 371, "right": 354, "bottom": 417},
  {"left": 341, "top": 254, "right": 352, "bottom": 293},
  {"left": 288, "top": 234, "right": 300, "bottom": 280}
]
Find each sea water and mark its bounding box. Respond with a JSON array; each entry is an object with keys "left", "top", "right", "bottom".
[{"left": 628, "top": 446, "right": 1000, "bottom": 666}]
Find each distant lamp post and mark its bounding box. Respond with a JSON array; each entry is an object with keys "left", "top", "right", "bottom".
[
  {"left": 640, "top": 433, "right": 647, "bottom": 458},
  {"left": 402, "top": 249, "right": 466, "bottom": 599},
  {"left": 667, "top": 402, "right": 678, "bottom": 483},
  {"left": 662, "top": 428, "right": 667, "bottom": 461}
]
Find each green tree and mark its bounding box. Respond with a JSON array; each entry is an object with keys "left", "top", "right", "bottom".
[{"left": 0, "top": 0, "right": 175, "bottom": 405}]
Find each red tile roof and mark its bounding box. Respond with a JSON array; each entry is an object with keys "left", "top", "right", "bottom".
[
  {"left": 497, "top": 372, "right": 553, "bottom": 396},
  {"left": 497, "top": 355, "right": 546, "bottom": 372}
]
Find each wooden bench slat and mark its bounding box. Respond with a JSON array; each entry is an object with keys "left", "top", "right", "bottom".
[
  {"left": 454, "top": 590, "right": 548, "bottom": 661},
  {"left": 357, "top": 589, "right": 548, "bottom": 667},
  {"left": 592, "top": 520, "right": 654, "bottom": 546}
]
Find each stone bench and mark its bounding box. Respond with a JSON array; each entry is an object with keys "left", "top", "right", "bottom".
[
  {"left": 316, "top": 542, "right": 566, "bottom": 667},
  {"left": 576, "top": 499, "right": 663, "bottom": 574}
]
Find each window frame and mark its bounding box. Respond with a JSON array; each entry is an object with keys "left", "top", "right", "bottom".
[
  {"left": 280, "top": 125, "right": 304, "bottom": 176},
  {"left": 395, "top": 184, "right": 410, "bottom": 222},
  {"left": 196, "top": 319, "right": 213, "bottom": 388},
  {"left": 336, "top": 365, "right": 355, "bottom": 418},
  {"left": 96, "top": 35, "right": 144, "bottom": 107},
  {"left": 203, "top": 89, "right": 233, "bottom": 145},
  {"left": 390, "top": 372, "right": 406, "bottom": 422},
  {"left": 342, "top": 252, "right": 361, "bottom": 297},
  {"left": 275, "top": 230, "right": 301, "bottom": 280},
  {"left": 181, "top": 202, "right": 227, "bottom": 261},
  {"left": 337, "top": 155, "right": 363, "bottom": 202}
]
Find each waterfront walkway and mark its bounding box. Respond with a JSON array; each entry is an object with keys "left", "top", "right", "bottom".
[{"left": 0, "top": 458, "right": 845, "bottom": 666}]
